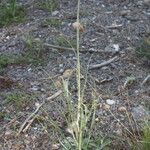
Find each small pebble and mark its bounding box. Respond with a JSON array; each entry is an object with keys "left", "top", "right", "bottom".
[
  {"left": 52, "top": 10, "right": 59, "bottom": 16},
  {"left": 120, "top": 10, "right": 130, "bottom": 16},
  {"left": 59, "top": 64, "right": 63, "bottom": 68},
  {"left": 40, "top": 88, "right": 46, "bottom": 92},
  {"left": 59, "top": 68, "right": 64, "bottom": 73},
  {"left": 106, "top": 99, "right": 115, "bottom": 105},
  {"left": 31, "top": 86, "right": 40, "bottom": 91},
  {"left": 95, "top": 118, "right": 99, "bottom": 122}
]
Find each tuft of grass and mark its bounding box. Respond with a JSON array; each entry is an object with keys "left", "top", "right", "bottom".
[
  {"left": 136, "top": 37, "right": 150, "bottom": 60},
  {"left": 37, "top": 0, "right": 58, "bottom": 13},
  {"left": 21, "top": 36, "right": 47, "bottom": 65},
  {"left": 6, "top": 91, "right": 34, "bottom": 109},
  {"left": 41, "top": 18, "right": 61, "bottom": 28},
  {"left": 0, "top": 112, "right": 6, "bottom": 120},
  {"left": 0, "top": 54, "right": 10, "bottom": 68},
  {"left": 46, "top": 1, "right": 111, "bottom": 149},
  {"left": 142, "top": 122, "right": 150, "bottom": 150},
  {"left": 0, "top": 36, "right": 48, "bottom": 69},
  {"left": 0, "top": 0, "right": 25, "bottom": 27},
  {"left": 55, "top": 35, "right": 76, "bottom": 48},
  {"left": 0, "top": 54, "right": 12, "bottom": 74}
]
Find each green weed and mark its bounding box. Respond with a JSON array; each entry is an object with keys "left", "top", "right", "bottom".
[
  {"left": 55, "top": 35, "right": 76, "bottom": 48},
  {"left": 41, "top": 18, "right": 61, "bottom": 27},
  {"left": 136, "top": 37, "right": 150, "bottom": 60},
  {"left": 0, "top": 36, "right": 47, "bottom": 68},
  {"left": 142, "top": 122, "right": 150, "bottom": 150},
  {"left": 0, "top": 54, "right": 10, "bottom": 68},
  {"left": 37, "top": 0, "right": 58, "bottom": 13},
  {"left": 22, "top": 36, "right": 47, "bottom": 65},
  {"left": 0, "top": 0, "right": 25, "bottom": 27},
  {"left": 0, "top": 54, "right": 12, "bottom": 74},
  {"left": 6, "top": 91, "right": 34, "bottom": 109}
]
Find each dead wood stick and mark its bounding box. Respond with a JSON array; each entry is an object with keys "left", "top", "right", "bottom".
[
  {"left": 44, "top": 43, "right": 118, "bottom": 54},
  {"left": 89, "top": 56, "right": 118, "bottom": 70},
  {"left": 141, "top": 74, "right": 150, "bottom": 85},
  {"left": 106, "top": 24, "right": 122, "bottom": 29},
  {"left": 46, "top": 90, "right": 62, "bottom": 101},
  {"left": 17, "top": 103, "right": 44, "bottom": 135},
  {"left": 22, "top": 115, "right": 37, "bottom": 133},
  {"left": 17, "top": 90, "right": 62, "bottom": 135},
  {"left": 85, "top": 49, "right": 118, "bottom": 53},
  {"left": 44, "top": 43, "right": 75, "bottom": 51}
]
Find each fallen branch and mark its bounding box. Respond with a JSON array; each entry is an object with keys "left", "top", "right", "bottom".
[
  {"left": 17, "top": 90, "right": 62, "bottom": 135},
  {"left": 89, "top": 56, "right": 118, "bottom": 70},
  {"left": 44, "top": 43, "right": 75, "bottom": 51},
  {"left": 17, "top": 102, "right": 44, "bottom": 135}
]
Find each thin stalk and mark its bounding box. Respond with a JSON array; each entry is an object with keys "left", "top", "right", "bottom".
[
  {"left": 77, "top": 0, "right": 81, "bottom": 119},
  {"left": 76, "top": 0, "right": 82, "bottom": 150}
]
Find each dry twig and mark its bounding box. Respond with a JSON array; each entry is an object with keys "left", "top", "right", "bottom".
[
  {"left": 22, "top": 115, "right": 37, "bottom": 133},
  {"left": 89, "top": 56, "right": 118, "bottom": 70},
  {"left": 17, "top": 90, "right": 62, "bottom": 135},
  {"left": 106, "top": 24, "right": 122, "bottom": 29},
  {"left": 44, "top": 43, "right": 75, "bottom": 51},
  {"left": 141, "top": 74, "right": 150, "bottom": 85},
  {"left": 46, "top": 90, "right": 62, "bottom": 101},
  {"left": 17, "top": 103, "right": 44, "bottom": 135}
]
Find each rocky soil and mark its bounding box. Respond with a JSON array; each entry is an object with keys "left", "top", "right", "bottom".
[{"left": 0, "top": 0, "right": 150, "bottom": 149}]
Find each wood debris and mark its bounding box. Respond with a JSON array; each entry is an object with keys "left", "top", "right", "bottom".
[{"left": 89, "top": 56, "right": 118, "bottom": 70}]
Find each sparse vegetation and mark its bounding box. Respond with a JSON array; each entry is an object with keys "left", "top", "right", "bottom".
[
  {"left": 0, "top": 0, "right": 25, "bottom": 27},
  {"left": 41, "top": 18, "right": 62, "bottom": 27},
  {"left": 136, "top": 37, "right": 150, "bottom": 60},
  {"left": 0, "top": 54, "right": 10, "bottom": 71},
  {"left": 142, "top": 122, "right": 150, "bottom": 150},
  {"left": 22, "top": 35, "right": 48, "bottom": 65},
  {"left": 55, "top": 35, "right": 76, "bottom": 48},
  {"left": 6, "top": 91, "right": 34, "bottom": 109},
  {"left": 0, "top": 36, "right": 47, "bottom": 68},
  {"left": 37, "top": 0, "right": 58, "bottom": 13}
]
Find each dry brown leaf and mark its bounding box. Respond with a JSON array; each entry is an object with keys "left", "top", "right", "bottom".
[
  {"left": 62, "top": 69, "right": 74, "bottom": 79},
  {"left": 55, "top": 78, "right": 62, "bottom": 88},
  {"left": 0, "top": 76, "right": 14, "bottom": 89},
  {"left": 72, "top": 22, "right": 84, "bottom": 32}
]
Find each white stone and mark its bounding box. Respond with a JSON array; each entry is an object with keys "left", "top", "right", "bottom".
[
  {"left": 52, "top": 11, "right": 59, "bottom": 16},
  {"left": 106, "top": 99, "right": 115, "bottom": 105}
]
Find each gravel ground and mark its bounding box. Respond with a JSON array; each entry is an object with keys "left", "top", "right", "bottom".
[{"left": 0, "top": 0, "right": 150, "bottom": 149}]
